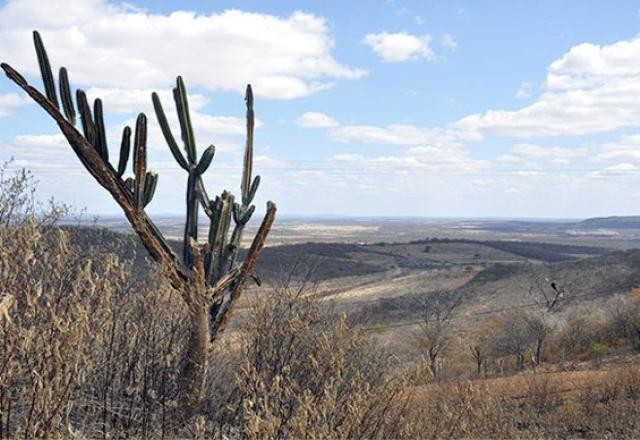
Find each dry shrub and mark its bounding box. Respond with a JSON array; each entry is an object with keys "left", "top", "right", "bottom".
[
  {"left": 520, "top": 374, "right": 564, "bottom": 416},
  {"left": 0, "top": 215, "right": 195, "bottom": 438},
  {"left": 569, "top": 365, "right": 640, "bottom": 438},
  {"left": 0, "top": 165, "right": 194, "bottom": 438},
  {"left": 0, "top": 218, "right": 112, "bottom": 437},
  {"left": 230, "top": 280, "right": 407, "bottom": 439},
  {"left": 403, "top": 381, "right": 519, "bottom": 438}
]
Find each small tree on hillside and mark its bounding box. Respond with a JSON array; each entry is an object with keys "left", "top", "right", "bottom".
[
  {"left": 411, "top": 290, "right": 462, "bottom": 380},
  {"left": 1, "top": 31, "right": 276, "bottom": 418},
  {"left": 524, "top": 263, "right": 571, "bottom": 367},
  {"left": 490, "top": 309, "right": 537, "bottom": 372},
  {"left": 468, "top": 320, "right": 494, "bottom": 377}
]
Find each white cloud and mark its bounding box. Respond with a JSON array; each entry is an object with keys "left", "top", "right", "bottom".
[
  {"left": 328, "top": 123, "right": 473, "bottom": 146},
  {"left": 332, "top": 153, "right": 364, "bottom": 162},
  {"left": 85, "top": 87, "right": 208, "bottom": 114},
  {"left": 362, "top": 31, "right": 433, "bottom": 62},
  {"left": 296, "top": 111, "right": 338, "bottom": 128},
  {"left": 83, "top": 86, "right": 262, "bottom": 143},
  {"left": 0, "top": 0, "right": 366, "bottom": 99},
  {"left": 323, "top": 132, "right": 491, "bottom": 183},
  {"left": 0, "top": 93, "right": 28, "bottom": 117},
  {"left": 441, "top": 33, "right": 458, "bottom": 50},
  {"left": 2, "top": 134, "right": 78, "bottom": 174},
  {"left": 601, "top": 163, "right": 637, "bottom": 174},
  {"left": 594, "top": 134, "right": 640, "bottom": 163},
  {"left": 455, "top": 36, "right": 640, "bottom": 137},
  {"left": 496, "top": 143, "right": 586, "bottom": 165},
  {"left": 514, "top": 82, "right": 532, "bottom": 99}
]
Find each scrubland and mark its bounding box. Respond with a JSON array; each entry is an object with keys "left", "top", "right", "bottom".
[{"left": 2, "top": 167, "right": 640, "bottom": 439}]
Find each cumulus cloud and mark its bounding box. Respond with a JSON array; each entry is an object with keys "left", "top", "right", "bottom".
[
  {"left": 455, "top": 36, "right": 640, "bottom": 137},
  {"left": 497, "top": 143, "right": 586, "bottom": 166},
  {"left": 329, "top": 123, "right": 464, "bottom": 146},
  {"left": 0, "top": 93, "right": 29, "bottom": 117},
  {"left": 296, "top": 111, "right": 338, "bottom": 128},
  {"left": 593, "top": 134, "right": 640, "bottom": 164},
  {"left": 600, "top": 163, "right": 637, "bottom": 175},
  {"left": 362, "top": 31, "right": 433, "bottom": 62},
  {"left": 0, "top": 0, "right": 366, "bottom": 99},
  {"left": 514, "top": 82, "right": 532, "bottom": 99}
]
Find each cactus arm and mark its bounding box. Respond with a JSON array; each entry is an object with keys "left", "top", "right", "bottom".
[
  {"left": 241, "top": 85, "right": 254, "bottom": 205},
  {"left": 248, "top": 175, "right": 260, "bottom": 202},
  {"left": 209, "top": 193, "right": 233, "bottom": 284},
  {"left": 117, "top": 126, "right": 131, "bottom": 177},
  {"left": 204, "top": 196, "right": 222, "bottom": 281},
  {"left": 224, "top": 203, "right": 256, "bottom": 273},
  {"left": 58, "top": 67, "right": 75, "bottom": 125},
  {"left": 93, "top": 98, "right": 109, "bottom": 161},
  {"left": 195, "top": 176, "right": 213, "bottom": 217},
  {"left": 133, "top": 114, "right": 147, "bottom": 208},
  {"left": 210, "top": 201, "right": 276, "bottom": 342},
  {"left": 184, "top": 168, "right": 199, "bottom": 265},
  {"left": 143, "top": 171, "right": 158, "bottom": 207},
  {"left": 76, "top": 90, "right": 96, "bottom": 146},
  {"left": 196, "top": 145, "right": 215, "bottom": 175},
  {"left": 152, "top": 91, "right": 189, "bottom": 170},
  {"left": 215, "top": 194, "right": 234, "bottom": 280},
  {"left": 173, "top": 77, "right": 197, "bottom": 164},
  {"left": 33, "top": 31, "right": 59, "bottom": 109},
  {"left": 124, "top": 177, "right": 135, "bottom": 194}
]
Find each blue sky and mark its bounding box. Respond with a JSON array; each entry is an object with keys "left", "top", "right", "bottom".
[{"left": 2, "top": 0, "right": 640, "bottom": 218}]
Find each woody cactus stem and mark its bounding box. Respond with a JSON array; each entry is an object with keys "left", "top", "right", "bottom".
[{"left": 2, "top": 30, "right": 277, "bottom": 419}]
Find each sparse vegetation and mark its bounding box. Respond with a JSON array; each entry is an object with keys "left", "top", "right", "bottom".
[{"left": 1, "top": 174, "right": 640, "bottom": 436}]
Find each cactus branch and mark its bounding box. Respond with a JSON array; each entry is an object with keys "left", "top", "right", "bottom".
[
  {"left": 76, "top": 90, "right": 95, "bottom": 147},
  {"left": 117, "top": 126, "right": 131, "bottom": 177},
  {"left": 93, "top": 98, "right": 108, "bottom": 161},
  {"left": 241, "top": 85, "right": 254, "bottom": 205},
  {"left": 143, "top": 171, "right": 158, "bottom": 207},
  {"left": 184, "top": 169, "right": 199, "bottom": 265},
  {"left": 152, "top": 91, "right": 189, "bottom": 170},
  {"left": 133, "top": 113, "right": 147, "bottom": 208},
  {"left": 58, "top": 67, "right": 75, "bottom": 125},
  {"left": 173, "top": 77, "right": 197, "bottom": 164},
  {"left": 33, "top": 31, "right": 58, "bottom": 109},
  {"left": 196, "top": 145, "right": 215, "bottom": 175},
  {"left": 210, "top": 201, "right": 276, "bottom": 342}
]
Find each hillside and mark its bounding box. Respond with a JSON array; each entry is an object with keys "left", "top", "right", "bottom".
[
  {"left": 577, "top": 215, "right": 640, "bottom": 229},
  {"left": 60, "top": 226, "right": 640, "bottom": 333}
]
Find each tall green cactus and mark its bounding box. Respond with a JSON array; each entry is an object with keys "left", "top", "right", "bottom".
[
  {"left": 1, "top": 30, "right": 277, "bottom": 418},
  {"left": 152, "top": 80, "right": 261, "bottom": 288}
]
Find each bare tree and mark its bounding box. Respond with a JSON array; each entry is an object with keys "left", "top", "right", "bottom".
[
  {"left": 1, "top": 31, "right": 276, "bottom": 418},
  {"left": 523, "top": 263, "right": 571, "bottom": 367},
  {"left": 468, "top": 321, "right": 493, "bottom": 377},
  {"left": 412, "top": 290, "right": 462, "bottom": 380},
  {"left": 522, "top": 312, "right": 549, "bottom": 370},
  {"left": 490, "top": 309, "right": 539, "bottom": 371},
  {"left": 526, "top": 263, "right": 570, "bottom": 313}
]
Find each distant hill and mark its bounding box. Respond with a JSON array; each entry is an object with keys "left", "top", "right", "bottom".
[{"left": 578, "top": 216, "right": 640, "bottom": 229}]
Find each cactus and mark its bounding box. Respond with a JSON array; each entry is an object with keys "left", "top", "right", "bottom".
[{"left": 1, "top": 30, "right": 277, "bottom": 418}]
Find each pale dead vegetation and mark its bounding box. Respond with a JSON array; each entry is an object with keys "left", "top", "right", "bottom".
[{"left": 1, "top": 166, "right": 640, "bottom": 438}]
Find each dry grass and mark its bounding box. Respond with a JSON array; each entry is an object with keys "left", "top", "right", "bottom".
[{"left": 1, "top": 165, "right": 640, "bottom": 438}]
